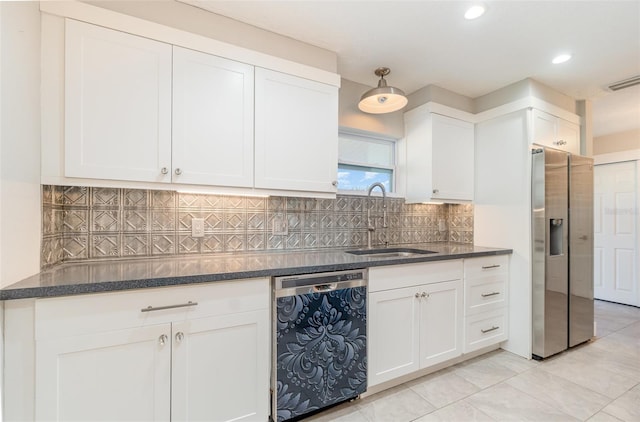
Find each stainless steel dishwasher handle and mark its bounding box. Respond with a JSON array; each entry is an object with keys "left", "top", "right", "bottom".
[
  {"left": 312, "top": 283, "right": 338, "bottom": 293},
  {"left": 141, "top": 301, "right": 198, "bottom": 313}
]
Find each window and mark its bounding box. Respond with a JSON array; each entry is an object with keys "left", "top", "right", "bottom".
[{"left": 337, "top": 132, "right": 396, "bottom": 193}]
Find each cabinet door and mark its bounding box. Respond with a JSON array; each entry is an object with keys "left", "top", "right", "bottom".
[
  {"left": 368, "top": 287, "right": 420, "bottom": 386},
  {"left": 65, "top": 19, "right": 172, "bottom": 183},
  {"left": 431, "top": 114, "right": 475, "bottom": 201},
  {"left": 531, "top": 109, "right": 557, "bottom": 149},
  {"left": 172, "top": 47, "right": 254, "bottom": 187},
  {"left": 36, "top": 324, "right": 171, "bottom": 421},
  {"left": 532, "top": 109, "right": 580, "bottom": 154},
  {"left": 254, "top": 68, "right": 338, "bottom": 193},
  {"left": 557, "top": 118, "right": 580, "bottom": 155},
  {"left": 171, "top": 310, "right": 270, "bottom": 422},
  {"left": 419, "top": 279, "right": 463, "bottom": 368}
]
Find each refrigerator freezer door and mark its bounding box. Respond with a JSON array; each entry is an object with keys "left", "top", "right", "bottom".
[
  {"left": 532, "top": 146, "right": 569, "bottom": 359},
  {"left": 569, "top": 155, "right": 594, "bottom": 347}
]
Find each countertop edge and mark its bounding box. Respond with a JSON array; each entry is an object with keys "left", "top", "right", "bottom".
[{"left": 0, "top": 248, "right": 512, "bottom": 301}]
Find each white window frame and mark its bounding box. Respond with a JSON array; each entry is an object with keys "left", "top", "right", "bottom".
[{"left": 337, "top": 129, "right": 401, "bottom": 196}]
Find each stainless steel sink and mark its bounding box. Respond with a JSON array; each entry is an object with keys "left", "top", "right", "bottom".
[{"left": 345, "top": 248, "right": 436, "bottom": 258}]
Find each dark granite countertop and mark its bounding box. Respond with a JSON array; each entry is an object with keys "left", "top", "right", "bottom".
[{"left": 0, "top": 243, "right": 512, "bottom": 300}]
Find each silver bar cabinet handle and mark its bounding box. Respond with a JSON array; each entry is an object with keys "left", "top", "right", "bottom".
[
  {"left": 313, "top": 283, "right": 337, "bottom": 293},
  {"left": 481, "top": 264, "right": 501, "bottom": 270},
  {"left": 481, "top": 292, "right": 500, "bottom": 298},
  {"left": 481, "top": 326, "right": 500, "bottom": 334},
  {"left": 141, "top": 301, "right": 198, "bottom": 313}
]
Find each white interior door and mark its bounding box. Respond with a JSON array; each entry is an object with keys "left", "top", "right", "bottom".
[{"left": 594, "top": 161, "right": 639, "bottom": 306}]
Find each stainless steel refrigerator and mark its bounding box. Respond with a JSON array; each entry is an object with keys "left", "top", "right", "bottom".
[{"left": 532, "top": 145, "right": 594, "bottom": 359}]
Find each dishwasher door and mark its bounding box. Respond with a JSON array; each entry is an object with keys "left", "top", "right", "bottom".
[{"left": 272, "top": 269, "right": 368, "bottom": 421}]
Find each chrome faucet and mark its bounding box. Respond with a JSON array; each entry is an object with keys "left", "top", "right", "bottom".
[{"left": 367, "top": 182, "right": 388, "bottom": 248}]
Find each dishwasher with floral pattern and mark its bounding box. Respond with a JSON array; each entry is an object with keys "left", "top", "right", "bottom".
[{"left": 272, "top": 269, "right": 368, "bottom": 421}]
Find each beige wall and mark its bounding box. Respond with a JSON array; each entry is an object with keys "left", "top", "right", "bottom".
[
  {"left": 86, "top": 0, "right": 337, "bottom": 72},
  {"left": 339, "top": 78, "right": 404, "bottom": 139},
  {"left": 593, "top": 128, "right": 640, "bottom": 155},
  {"left": 0, "top": 1, "right": 42, "bottom": 288},
  {"left": 407, "top": 84, "right": 475, "bottom": 113}
]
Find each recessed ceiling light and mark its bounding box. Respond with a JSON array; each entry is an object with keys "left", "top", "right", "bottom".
[
  {"left": 552, "top": 54, "right": 572, "bottom": 64},
  {"left": 464, "top": 5, "right": 486, "bottom": 20}
]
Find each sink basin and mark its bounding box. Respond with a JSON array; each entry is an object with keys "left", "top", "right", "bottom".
[{"left": 345, "top": 248, "right": 436, "bottom": 258}]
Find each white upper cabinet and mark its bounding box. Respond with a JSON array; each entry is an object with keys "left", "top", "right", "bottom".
[
  {"left": 531, "top": 109, "right": 580, "bottom": 154},
  {"left": 254, "top": 68, "right": 339, "bottom": 193},
  {"left": 65, "top": 19, "right": 172, "bottom": 183},
  {"left": 172, "top": 47, "right": 254, "bottom": 187},
  {"left": 50, "top": 13, "right": 341, "bottom": 195},
  {"left": 404, "top": 110, "right": 475, "bottom": 203}
]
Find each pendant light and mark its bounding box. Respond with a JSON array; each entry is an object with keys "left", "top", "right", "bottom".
[{"left": 358, "top": 67, "right": 408, "bottom": 114}]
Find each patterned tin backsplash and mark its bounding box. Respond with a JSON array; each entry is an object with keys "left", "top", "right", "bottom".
[{"left": 41, "top": 185, "right": 473, "bottom": 268}]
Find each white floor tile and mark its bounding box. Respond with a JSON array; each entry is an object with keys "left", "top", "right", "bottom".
[
  {"left": 601, "top": 383, "right": 640, "bottom": 422},
  {"left": 464, "top": 383, "right": 579, "bottom": 421},
  {"left": 414, "top": 400, "right": 495, "bottom": 421},
  {"left": 452, "top": 353, "right": 520, "bottom": 389},
  {"left": 357, "top": 386, "right": 436, "bottom": 422},
  {"left": 407, "top": 368, "right": 480, "bottom": 409},
  {"left": 506, "top": 367, "right": 611, "bottom": 420}
]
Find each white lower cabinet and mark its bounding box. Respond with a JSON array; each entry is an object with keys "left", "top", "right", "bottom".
[
  {"left": 368, "top": 261, "right": 463, "bottom": 387},
  {"left": 463, "top": 255, "right": 509, "bottom": 353},
  {"left": 34, "top": 279, "right": 270, "bottom": 422},
  {"left": 36, "top": 324, "right": 172, "bottom": 421},
  {"left": 368, "top": 256, "right": 511, "bottom": 388},
  {"left": 171, "top": 311, "right": 269, "bottom": 421}
]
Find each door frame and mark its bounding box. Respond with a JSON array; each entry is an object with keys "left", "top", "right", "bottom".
[{"left": 593, "top": 149, "right": 640, "bottom": 306}]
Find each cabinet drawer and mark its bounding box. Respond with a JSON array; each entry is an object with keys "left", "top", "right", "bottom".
[
  {"left": 35, "top": 278, "right": 269, "bottom": 340},
  {"left": 369, "top": 260, "right": 463, "bottom": 292},
  {"left": 463, "top": 255, "right": 508, "bottom": 279},
  {"left": 464, "top": 309, "right": 508, "bottom": 353},
  {"left": 465, "top": 277, "right": 506, "bottom": 315}
]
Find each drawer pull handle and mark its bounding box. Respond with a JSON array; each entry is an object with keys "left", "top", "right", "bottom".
[
  {"left": 481, "top": 292, "right": 500, "bottom": 298},
  {"left": 481, "top": 326, "right": 500, "bottom": 334},
  {"left": 481, "top": 264, "right": 501, "bottom": 270},
  {"left": 141, "top": 301, "right": 198, "bottom": 313},
  {"left": 175, "top": 332, "right": 184, "bottom": 343}
]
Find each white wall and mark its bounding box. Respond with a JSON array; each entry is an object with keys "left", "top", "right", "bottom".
[{"left": 0, "top": 1, "right": 41, "bottom": 289}]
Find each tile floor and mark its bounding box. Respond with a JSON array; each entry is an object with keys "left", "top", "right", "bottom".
[{"left": 308, "top": 300, "right": 640, "bottom": 422}]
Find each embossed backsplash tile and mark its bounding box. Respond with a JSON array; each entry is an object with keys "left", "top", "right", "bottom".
[{"left": 41, "top": 186, "right": 474, "bottom": 268}]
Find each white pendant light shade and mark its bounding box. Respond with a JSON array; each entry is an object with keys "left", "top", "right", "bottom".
[{"left": 358, "top": 67, "right": 408, "bottom": 114}]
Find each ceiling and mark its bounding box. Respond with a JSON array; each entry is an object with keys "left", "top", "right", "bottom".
[{"left": 181, "top": 0, "right": 638, "bottom": 137}]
